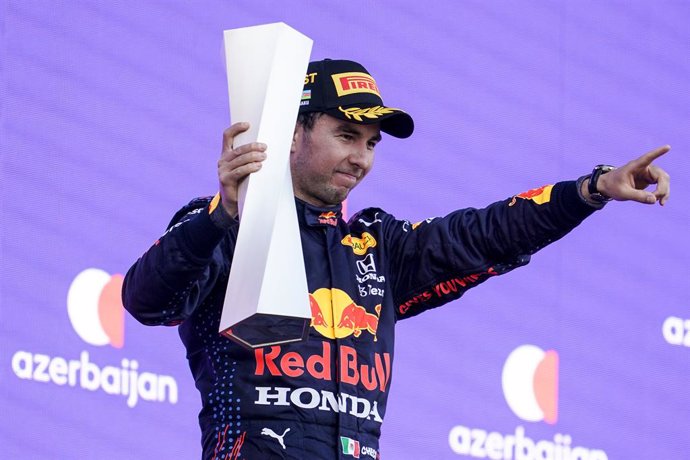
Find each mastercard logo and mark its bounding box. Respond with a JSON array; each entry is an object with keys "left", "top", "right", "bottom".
[
  {"left": 501, "top": 345, "right": 558, "bottom": 424},
  {"left": 67, "top": 268, "right": 125, "bottom": 348}
]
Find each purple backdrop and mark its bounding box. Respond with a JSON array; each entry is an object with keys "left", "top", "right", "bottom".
[{"left": 2, "top": 1, "right": 689, "bottom": 458}]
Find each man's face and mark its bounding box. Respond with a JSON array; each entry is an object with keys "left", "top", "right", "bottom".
[{"left": 290, "top": 114, "right": 381, "bottom": 207}]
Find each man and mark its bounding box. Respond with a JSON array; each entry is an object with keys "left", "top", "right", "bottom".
[{"left": 123, "top": 59, "right": 670, "bottom": 459}]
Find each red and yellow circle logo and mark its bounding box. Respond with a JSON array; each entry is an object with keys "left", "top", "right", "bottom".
[{"left": 67, "top": 268, "right": 125, "bottom": 348}]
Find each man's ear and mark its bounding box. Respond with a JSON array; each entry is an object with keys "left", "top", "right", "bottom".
[{"left": 291, "top": 125, "right": 302, "bottom": 153}]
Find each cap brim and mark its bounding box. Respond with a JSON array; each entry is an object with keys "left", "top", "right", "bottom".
[
  {"left": 380, "top": 111, "right": 414, "bottom": 139},
  {"left": 325, "top": 105, "right": 414, "bottom": 139}
]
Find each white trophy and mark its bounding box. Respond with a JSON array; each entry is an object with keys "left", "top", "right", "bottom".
[{"left": 218, "top": 23, "right": 313, "bottom": 348}]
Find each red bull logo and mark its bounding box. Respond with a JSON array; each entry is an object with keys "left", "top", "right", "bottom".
[
  {"left": 310, "top": 288, "right": 380, "bottom": 341},
  {"left": 509, "top": 184, "right": 553, "bottom": 206},
  {"left": 254, "top": 341, "right": 391, "bottom": 393},
  {"left": 332, "top": 72, "right": 381, "bottom": 97},
  {"left": 318, "top": 211, "right": 339, "bottom": 226}
]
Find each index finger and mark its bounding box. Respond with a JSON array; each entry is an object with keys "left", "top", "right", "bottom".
[
  {"left": 222, "top": 122, "right": 250, "bottom": 152},
  {"left": 633, "top": 144, "right": 671, "bottom": 167}
]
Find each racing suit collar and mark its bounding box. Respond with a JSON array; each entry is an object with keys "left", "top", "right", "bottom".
[{"left": 295, "top": 198, "right": 343, "bottom": 228}]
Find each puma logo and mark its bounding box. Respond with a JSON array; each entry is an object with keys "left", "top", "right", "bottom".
[
  {"left": 358, "top": 212, "right": 382, "bottom": 227},
  {"left": 261, "top": 427, "right": 291, "bottom": 450}
]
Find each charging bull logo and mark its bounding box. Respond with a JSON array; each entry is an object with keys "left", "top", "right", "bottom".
[
  {"left": 509, "top": 184, "right": 553, "bottom": 206},
  {"left": 309, "top": 288, "right": 380, "bottom": 341}
]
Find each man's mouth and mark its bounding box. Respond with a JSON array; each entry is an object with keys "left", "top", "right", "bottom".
[{"left": 334, "top": 171, "right": 360, "bottom": 185}]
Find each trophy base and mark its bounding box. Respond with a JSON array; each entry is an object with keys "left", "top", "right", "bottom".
[{"left": 220, "top": 313, "right": 309, "bottom": 349}]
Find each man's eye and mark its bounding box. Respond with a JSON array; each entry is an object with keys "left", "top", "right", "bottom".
[{"left": 340, "top": 134, "right": 353, "bottom": 141}]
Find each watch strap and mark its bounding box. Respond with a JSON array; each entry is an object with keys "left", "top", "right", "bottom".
[{"left": 587, "top": 164, "right": 615, "bottom": 203}]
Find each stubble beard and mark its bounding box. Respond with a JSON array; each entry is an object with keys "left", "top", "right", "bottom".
[
  {"left": 292, "top": 135, "right": 351, "bottom": 207},
  {"left": 299, "top": 174, "right": 349, "bottom": 206}
]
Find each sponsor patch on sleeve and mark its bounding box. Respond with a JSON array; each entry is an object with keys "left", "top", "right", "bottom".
[{"left": 509, "top": 184, "right": 553, "bottom": 206}]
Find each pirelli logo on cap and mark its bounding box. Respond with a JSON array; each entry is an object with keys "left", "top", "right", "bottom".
[{"left": 332, "top": 72, "right": 381, "bottom": 97}]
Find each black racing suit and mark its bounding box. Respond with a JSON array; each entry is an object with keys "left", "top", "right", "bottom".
[{"left": 123, "top": 181, "right": 597, "bottom": 459}]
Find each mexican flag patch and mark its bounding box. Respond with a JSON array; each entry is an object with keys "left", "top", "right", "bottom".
[{"left": 340, "top": 436, "right": 361, "bottom": 458}]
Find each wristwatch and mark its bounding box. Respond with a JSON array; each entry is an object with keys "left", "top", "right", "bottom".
[{"left": 587, "top": 164, "right": 616, "bottom": 203}]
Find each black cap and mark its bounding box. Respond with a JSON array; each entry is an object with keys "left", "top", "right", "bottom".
[{"left": 299, "top": 59, "right": 414, "bottom": 138}]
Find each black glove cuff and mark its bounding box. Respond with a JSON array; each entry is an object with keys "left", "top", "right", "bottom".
[
  {"left": 208, "top": 193, "right": 238, "bottom": 230},
  {"left": 576, "top": 174, "right": 606, "bottom": 209}
]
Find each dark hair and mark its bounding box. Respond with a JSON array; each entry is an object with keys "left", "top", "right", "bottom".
[{"left": 296, "top": 112, "right": 324, "bottom": 132}]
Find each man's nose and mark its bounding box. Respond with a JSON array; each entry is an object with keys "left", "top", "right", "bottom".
[{"left": 348, "top": 144, "right": 373, "bottom": 169}]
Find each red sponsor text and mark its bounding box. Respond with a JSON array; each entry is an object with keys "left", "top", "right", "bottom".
[{"left": 254, "top": 341, "right": 391, "bottom": 392}]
